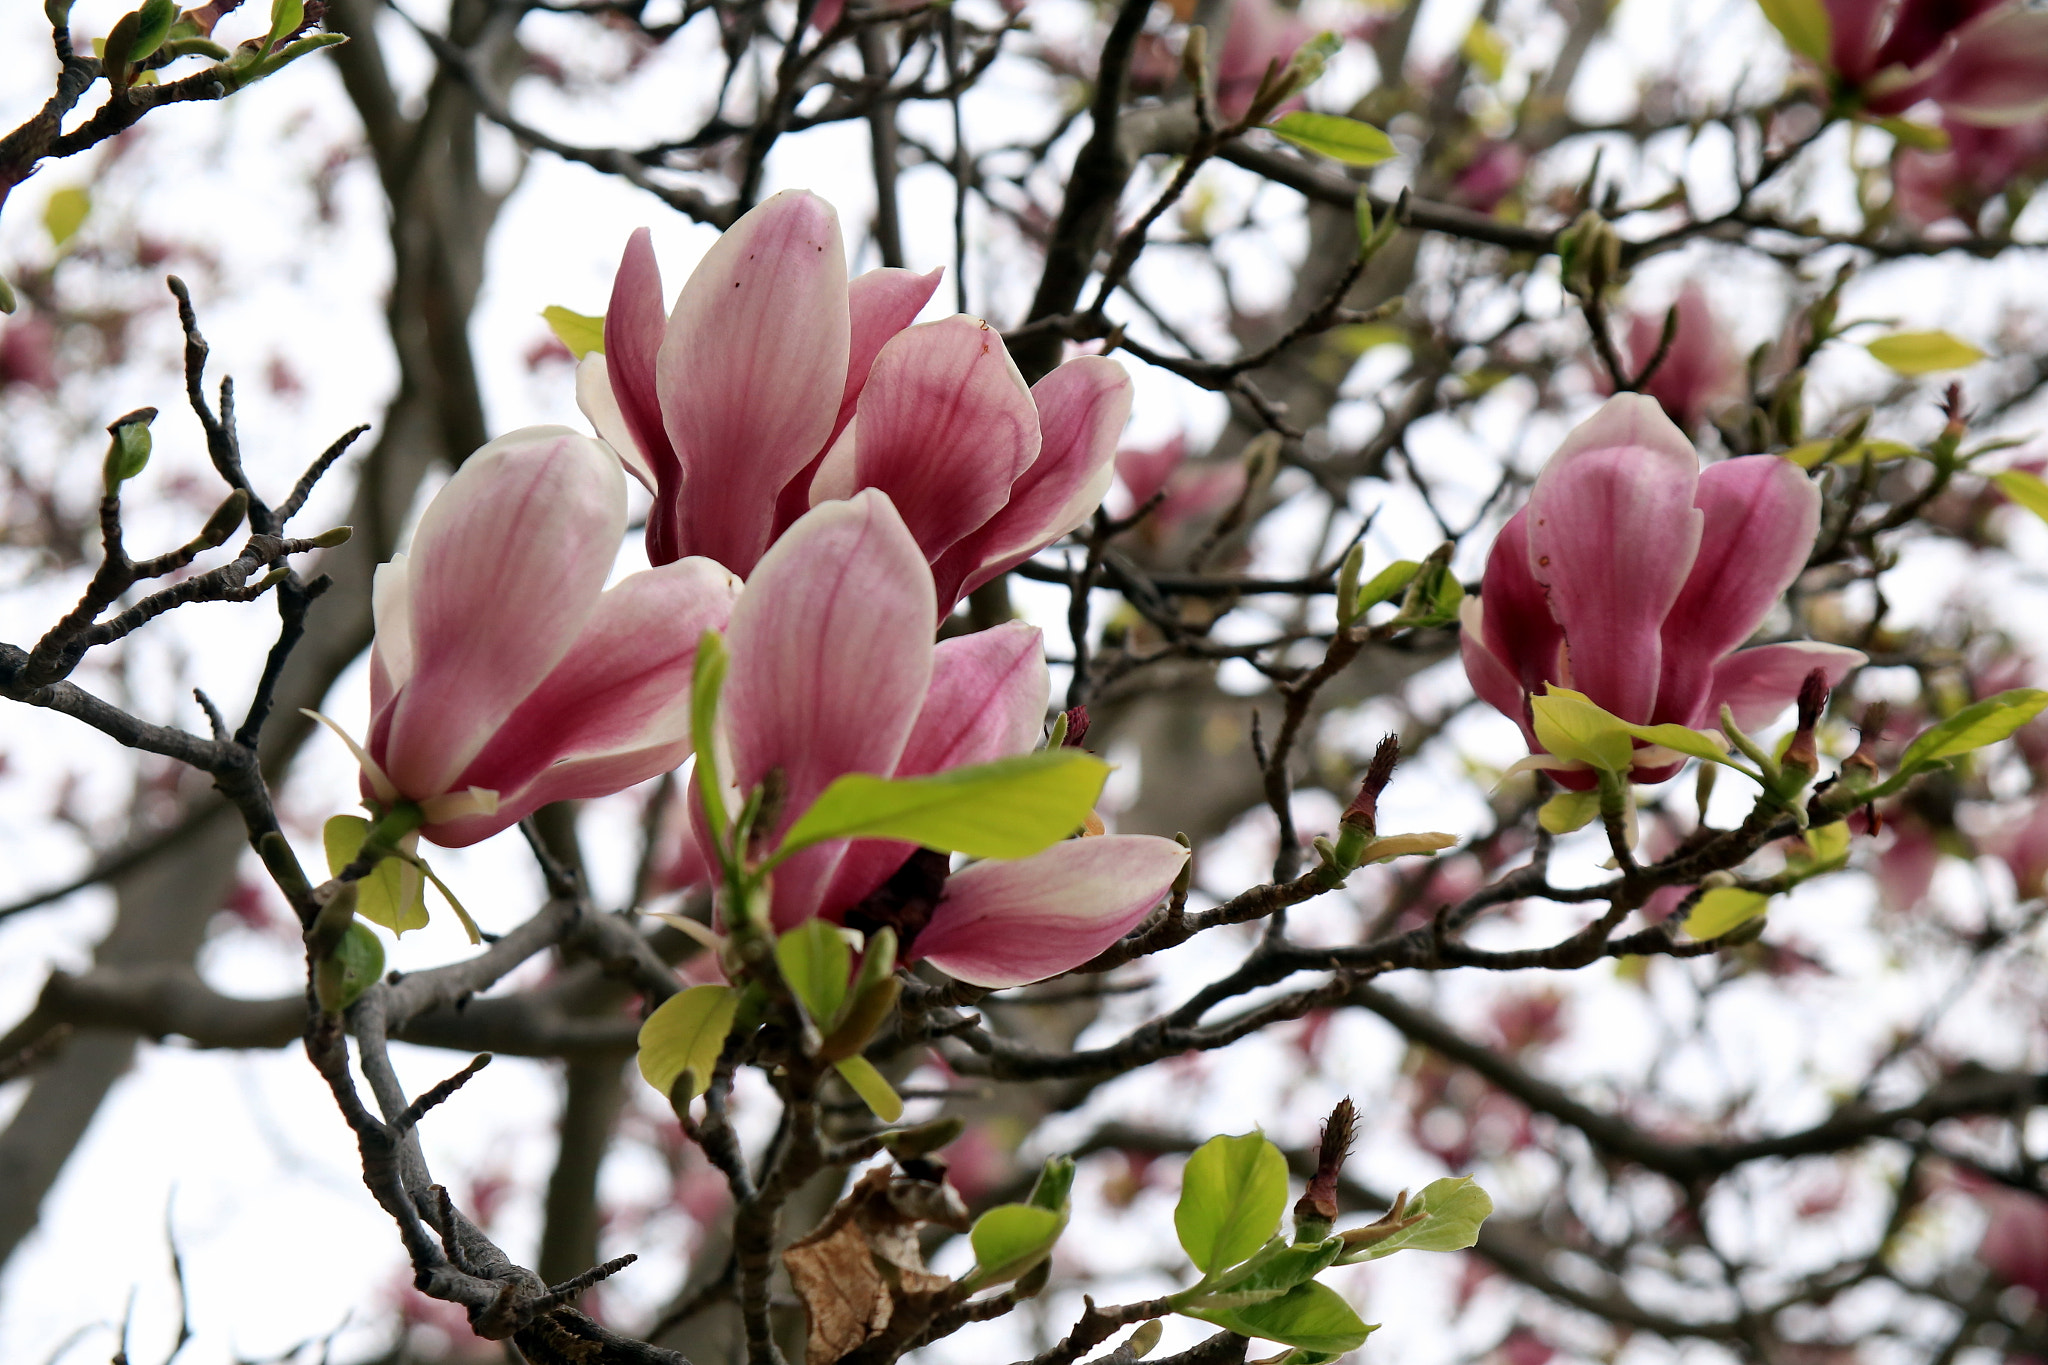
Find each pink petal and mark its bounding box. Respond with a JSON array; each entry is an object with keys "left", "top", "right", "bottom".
[
  {"left": 658, "top": 190, "right": 851, "bottom": 576},
  {"left": 771, "top": 266, "right": 944, "bottom": 540},
  {"left": 724, "top": 490, "right": 936, "bottom": 928},
  {"left": 1459, "top": 596, "right": 1538, "bottom": 751},
  {"left": 1920, "top": 7, "right": 2048, "bottom": 125},
  {"left": 1705, "top": 641, "right": 1866, "bottom": 732},
  {"left": 929, "top": 355, "right": 1132, "bottom": 609},
  {"left": 1652, "top": 456, "right": 1821, "bottom": 727},
  {"left": 1825, "top": 0, "right": 1892, "bottom": 80},
  {"left": 602, "top": 230, "right": 681, "bottom": 554},
  {"left": 368, "top": 555, "right": 413, "bottom": 721},
  {"left": 577, "top": 354, "right": 657, "bottom": 492},
  {"left": 1114, "top": 433, "right": 1188, "bottom": 511},
  {"left": 845, "top": 315, "right": 1041, "bottom": 568},
  {"left": 820, "top": 622, "right": 1050, "bottom": 911},
  {"left": 912, "top": 835, "right": 1189, "bottom": 987},
  {"left": 379, "top": 427, "right": 626, "bottom": 801},
  {"left": 1526, "top": 395, "right": 1703, "bottom": 724},
  {"left": 1478, "top": 508, "right": 1566, "bottom": 698},
  {"left": 428, "top": 557, "right": 741, "bottom": 846}
]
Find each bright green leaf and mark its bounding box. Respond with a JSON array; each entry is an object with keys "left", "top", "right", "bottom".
[
  {"left": 1198, "top": 1239, "right": 1345, "bottom": 1307},
  {"left": 1186, "top": 1281, "right": 1375, "bottom": 1354},
  {"left": 775, "top": 919, "right": 851, "bottom": 1027},
  {"left": 43, "top": 186, "right": 90, "bottom": 248},
  {"left": 1896, "top": 688, "right": 2048, "bottom": 777},
  {"left": 1529, "top": 687, "right": 1633, "bottom": 772},
  {"left": 1267, "top": 112, "right": 1398, "bottom": 167},
  {"left": 329, "top": 920, "right": 385, "bottom": 1011},
  {"left": 323, "top": 814, "right": 428, "bottom": 934},
  {"left": 775, "top": 750, "right": 1109, "bottom": 863},
  {"left": 1756, "top": 0, "right": 1831, "bottom": 64},
  {"left": 1993, "top": 469, "right": 2048, "bottom": 526},
  {"left": 970, "top": 1203, "right": 1064, "bottom": 1282},
  {"left": 1461, "top": 18, "right": 1507, "bottom": 82},
  {"left": 1353, "top": 559, "right": 1419, "bottom": 615},
  {"left": 1538, "top": 789, "right": 1601, "bottom": 835},
  {"left": 1344, "top": 1177, "right": 1493, "bottom": 1260},
  {"left": 832, "top": 1055, "right": 903, "bottom": 1121},
  {"left": 1875, "top": 116, "right": 1949, "bottom": 150},
  {"left": 1866, "top": 330, "right": 1987, "bottom": 375},
  {"left": 267, "top": 0, "right": 304, "bottom": 45},
  {"left": 1279, "top": 30, "right": 1342, "bottom": 93},
  {"left": 543, "top": 305, "right": 606, "bottom": 360},
  {"left": 1685, "top": 886, "right": 1770, "bottom": 939},
  {"left": 691, "top": 630, "right": 730, "bottom": 847},
  {"left": 1029, "top": 1154, "right": 1078, "bottom": 1213},
  {"left": 1799, "top": 819, "right": 1851, "bottom": 870},
  {"left": 1353, "top": 187, "right": 1375, "bottom": 254},
  {"left": 1617, "top": 721, "right": 1762, "bottom": 779},
  {"left": 637, "top": 984, "right": 740, "bottom": 1101},
  {"left": 1175, "top": 1132, "right": 1289, "bottom": 1274}
]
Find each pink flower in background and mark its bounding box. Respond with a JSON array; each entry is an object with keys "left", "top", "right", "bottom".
[
  {"left": 1824, "top": 0, "right": 2048, "bottom": 125},
  {"left": 1449, "top": 141, "right": 1528, "bottom": 214},
  {"left": 1215, "top": 0, "right": 1313, "bottom": 119},
  {"left": 1110, "top": 433, "right": 1248, "bottom": 538},
  {"left": 1986, "top": 796, "right": 2048, "bottom": 899},
  {"left": 697, "top": 489, "right": 1188, "bottom": 987},
  {"left": 348, "top": 426, "right": 739, "bottom": 847},
  {"left": 579, "top": 191, "right": 1131, "bottom": 612},
  {"left": 1460, "top": 395, "right": 1864, "bottom": 784},
  {"left": 1893, "top": 116, "right": 2048, "bottom": 228},
  {"left": 1974, "top": 1180, "right": 2048, "bottom": 1298},
  {"left": 1609, "top": 283, "right": 1745, "bottom": 434},
  {"left": 0, "top": 315, "right": 57, "bottom": 393}
]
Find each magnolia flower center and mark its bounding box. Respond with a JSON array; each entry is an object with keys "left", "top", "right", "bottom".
[{"left": 843, "top": 847, "right": 951, "bottom": 951}]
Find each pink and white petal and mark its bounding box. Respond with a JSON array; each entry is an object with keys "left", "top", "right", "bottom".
[
  {"left": 1527, "top": 394, "right": 1704, "bottom": 723},
  {"left": 576, "top": 353, "right": 657, "bottom": 492},
  {"left": 725, "top": 491, "right": 936, "bottom": 926},
  {"left": 1653, "top": 456, "right": 1821, "bottom": 727},
  {"left": 912, "top": 835, "right": 1189, "bottom": 987},
  {"left": 452, "top": 557, "right": 739, "bottom": 802},
  {"left": 368, "top": 554, "right": 414, "bottom": 721},
  {"left": 1923, "top": 8, "right": 2048, "bottom": 125},
  {"left": 382, "top": 427, "right": 626, "bottom": 800},
  {"left": 424, "top": 738, "right": 694, "bottom": 848},
  {"left": 931, "top": 355, "right": 1132, "bottom": 609},
  {"left": 1459, "top": 596, "right": 1539, "bottom": 750},
  {"left": 602, "top": 229, "right": 678, "bottom": 511},
  {"left": 850, "top": 315, "right": 1041, "bottom": 564},
  {"left": 1705, "top": 641, "right": 1866, "bottom": 732},
  {"left": 771, "top": 266, "right": 946, "bottom": 539},
  {"left": 657, "top": 190, "right": 851, "bottom": 576},
  {"left": 819, "top": 623, "right": 1050, "bottom": 913},
  {"left": 1477, "top": 508, "right": 1565, "bottom": 697}
]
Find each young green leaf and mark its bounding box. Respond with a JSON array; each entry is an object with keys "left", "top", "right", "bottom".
[
  {"left": 1685, "top": 886, "right": 1770, "bottom": 940},
  {"left": 1460, "top": 18, "right": 1507, "bottom": 82},
  {"left": 1267, "top": 112, "right": 1398, "bottom": 167},
  {"left": 1353, "top": 559, "right": 1419, "bottom": 616},
  {"left": 1191, "top": 1239, "right": 1345, "bottom": 1308},
  {"left": 774, "top": 750, "right": 1109, "bottom": 863},
  {"left": 1756, "top": 0, "right": 1832, "bottom": 64},
  {"left": 1529, "top": 687, "right": 1633, "bottom": 773},
  {"left": 1185, "top": 1281, "right": 1375, "bottom": 1353},
  {"left": 1873, "top": 116, "right": 1949, "bottom": 151},
  {"left": 969, "top": 1203, "right": 1064, "bottom": 1283},
  {"left": 1029, "top": 1154, "right": 1079, "bottom": 1213},
  {"left": 328, "top": 920, "right": 385, "bottom": 1011},
  {"left": 267, "top": 0, "right": 305, "bottom": 46},
  {"left": 690, "top": 630, "right": 730, "bottom": 847},
  {"left": 1616, "top": 721, "right": 1762, "bottom": 780},
  {"left": 543, "top": 305, "right": 606, "bottom": 360},
  {"left": 1341, "top": 1177, "right": 1492, "bottom": 1260},
  {"left": 1993, "top": 469, "right": 2048, "bottom": 527},
  {"left": 833, "top": 1055, "right": 904, "bottom": 1121},
  {"left": 637, "top": 984, "right": 740, "bottom": 1101},
  {"left": 775, "top": 920, "right": 852, "bottom": 1027},
  {"left": 1866, "top": 330, "right": 1987, "bottom": 375},
  {"left": 1895, "top": 688, "right": 2048, "bottom": 778},
  {"left": 323, "top": 814, "right": 429, "bottom": 934},
  {"left": 1538, "top": 789, "right": 1601, "bottom": 835},
  {"left": 1175, "top": 1132, "right": 1290, "bottom": 1274}
]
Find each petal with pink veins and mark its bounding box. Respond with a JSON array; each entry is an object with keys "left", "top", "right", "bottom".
[
  {"left": 725, "top": 491, "right": 936, "bottom": 927},
  {"left": 1459, "top": 596, "right": 1538, "bottom": 750},
  {"left": 576, "top": 354, "right": 657, "bottom": 492},
  {"left": 1705, "top": 641, "right": 1866, "bottom": 732},
  {"left": 600, "top": 230, "right": 677, "bottom": 514},
  {"left": 380, "top": 427, "right": 626, "bottom": 801},
  {"left": 1477, "top": 508, "right": 1565, "bottom": 698},
  {"left": 368, "top": 555, "right": 414, "bottom": 721},
  {"left": 1921, "top": 7, "right": 2048, "bottom": 125},
  {"left": 912, "top": 835, "right": 1189, "bottom": 988},
  {"left": 657, "top": 190, "right": 851, "bottom": 575},
  {"left": 1526, "top": 395, "right": 1703, "bottom": 723}
]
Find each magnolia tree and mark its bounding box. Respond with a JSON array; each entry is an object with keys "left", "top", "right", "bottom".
[{"left": 5, "top": 0, "right": 2048, "bottom": 1362}]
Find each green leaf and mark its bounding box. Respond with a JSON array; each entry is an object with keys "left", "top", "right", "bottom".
[
  {"left": 775, "top": 750, "right": 1109, "bottom": 863},
  {"left": 131, "top": 0, "right": 177, "bottom": 61},
  {"left": 1186, "top": 1281, "right": 1374, "bottom": 1353},
  {"left": 543, "top": 305, "right": 606, "bottom": 360},
  {"left": 1267, "top": 112, "right": 1398, "bottom": 167},
  {"left": 832, "top": 1055, "right": 903, "bottom": 1121},
  {"left": 1461, "top": 18, "right": 1507, "bottom": 82},
  {"left": 1993, "top": 469, "right": 2048, "bottom": 526},
  {"left": 1538, "top": 789, "right": 1601, "bottom": 835},
  {"left": 691, "top": 630, "right": 730, "bottom": 848},
  {"left": 1353, "top": 187, "right": 1374, "bottom": 254},
  {"left": 1198, "top": 1239, "right": 1345, "bottom": 1307},
  {"left": 1279, "top": 30, "right": 1342, "bottom": 93},
  {"left": 1396, "top": 557, "right": 1464, "bottom": 628},
  {"left": 775, "top": 919, "right": 851, "bottom": 1027},
  {"left": 1529, "top": 687, "right": 1633, "bottom": 773},
  {"left": 1797, "top": 819, "right": 1851, "bottom": 871},
  {"left": 1175, "top": 1132, "right": 1289, "bottom": 1274},
  {"left": 970, "top": 1203, "right": 1064, "bottom": 1282},
  {"left": 1353, "top": 559, "right": 1419, "bottom": 616},
  {"left": 329, "top": 920, "right": 385, "bottom": 1011},
  {"left": 637, "top": 984, "right": 740, "bottom": 1101},
  {"left": 1756, "top": 0, "right": 1831, "bottom": 64},
  {"left": 1685, "top": 886, "right": 1770, "bottom": 939},
  {"left": 267, "top": 0, "right": 304, "bottom": 46},
  {"left": 44, "top": 186, "right": 90, "bottom": 249},
  {"left": 1866, "top": 330, "right": 1987, "bottom": 375},
  {"left": 1896, "top": 688, "right": 2048, "bottom": 777},
  {"left": 323, "top": 814, "right": 429, "bottom": 934},
  {"left": 1874, "top": 116, "right": 1949, "bottom": 151},
  {"left": 1344, "top": 1176, "right": 1492, "bottom": 1260},
  {"left": 1616, "top": 721, "right": 1762, "bottom": 780},
  {"left": 1029, "top": 1154, "right": 1078, "bottom": 1213}
]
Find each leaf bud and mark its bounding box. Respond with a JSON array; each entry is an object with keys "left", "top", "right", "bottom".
[
  {"left": 198, "top": 487, "right": 249, "bottom": 547},
  {"left": 880, "top": 1115, "right": 965, "bottom": 1160},
  {"left": 1333, "top": 735, "right": 1400, "bottom": 867},
  {"left": 103, "top": 406, "right": 157, "bottom": 489},
  {"left": 1126, "top": 1320, "right": 1164, "bottom": 1358},
  {"left": 1292, "top": 1096, "right": 1356, "bottom": 1240},
  {"left": 1778, "top": 668, "right": 1829, "bottom": 782},
  {"left": 131, "top": 0, "right": 178, "bottom": 63},
  {"left": 308, "top": 523, "right": 353, "bottom": 548}
]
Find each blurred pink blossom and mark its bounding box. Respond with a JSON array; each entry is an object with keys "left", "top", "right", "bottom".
[
  {"left": 1824, "top": 0, "right": 2048, "bottom": 125},
  {"left": 1894, "top": 116, "right": 2048, "bottom": 228},
  {"left": 1608, "top": 283, "right": 1746, "bottom": 434}
]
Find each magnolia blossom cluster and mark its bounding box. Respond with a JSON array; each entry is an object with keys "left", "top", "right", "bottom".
[{"left": 338, "top": 192, "right": 1181, "bottom": 988}]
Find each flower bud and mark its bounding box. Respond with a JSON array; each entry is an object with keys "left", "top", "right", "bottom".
[
  {"left": 1332, "top": 736, "right": 1400, "bottom": 868},
  {"left": 1841, "top": 701, "right": 1890, "bottom": 784},
  {"left": 1292, "top": 1096, "right": 1357, "bottom": 1240},
  {"left": 1779, "top": 668, "right": 1829, "bottom": 779},
  {"left": 1060, "top": 704, "right": 1091, "bottom": 749}
]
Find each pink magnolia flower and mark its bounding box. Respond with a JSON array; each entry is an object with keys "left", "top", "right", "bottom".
[
  {"left": 698, "top": 488, "right": 1188, "bottom": 987},
  {"left": 578, "top": 191, "right": 1132, "bottom": 612},
  {"left": 1893, "top": 115, "right": 2048, "bottom": 228},
  {"left": 1824, "top": 0, "right": 2048, "bottom": 125},
  {"left": 1449, "top": 140, "right": 1529, "bottom": 214},
  {"left": 1985, "top": 795, "right": 2048, "bottom": 899},
  {"left": 1110, "top": 433, "right": 1248, "bottom": 540},
  {"left": 347, "top": 426, "right": 739, "bottom": 847},
  {"left": 1608, "top": 283, "right": 1746, "bottom": 435},
  {"left": 1974, "top": 1179, "right": 2048, "bottom": 1298},
  {"left": 1460, "top": 395, "right": 1864, "bottom": 785},
  {"left": 1216, "top": 0, "right": 1313, "bottom": 119}
]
